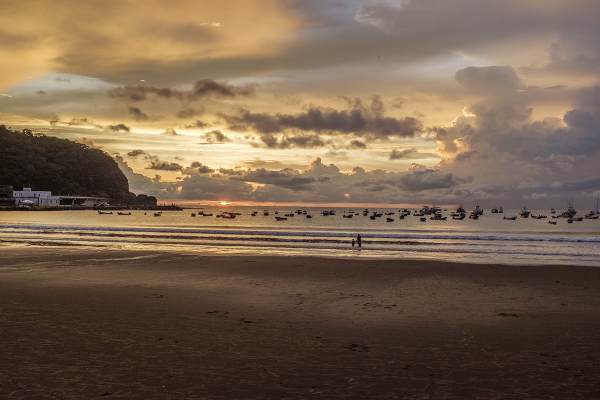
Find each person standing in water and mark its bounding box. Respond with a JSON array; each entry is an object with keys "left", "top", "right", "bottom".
[{"left": 357, "top": 234, "right": 362, "bottom": 249}]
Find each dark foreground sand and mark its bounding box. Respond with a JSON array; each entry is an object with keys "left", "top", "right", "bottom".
[{"left": 1, "top": 247, "right": 600, "bottom": 399}]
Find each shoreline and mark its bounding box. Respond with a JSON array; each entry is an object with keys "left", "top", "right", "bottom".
[
  {"left": 2, "top": 247, "right": 600, "bottom": 398},
  {"left": 2, "top": 241, "right": 600, "bottom": 268}
]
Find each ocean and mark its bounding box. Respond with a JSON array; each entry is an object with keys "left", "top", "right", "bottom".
[{"left": 1, "top": 207, "right": 600, "bottom": 266}]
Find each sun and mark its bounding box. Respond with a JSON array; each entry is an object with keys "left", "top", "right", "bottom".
[{"left": 219, "top": 201, "right": 231, "bottom": 206}]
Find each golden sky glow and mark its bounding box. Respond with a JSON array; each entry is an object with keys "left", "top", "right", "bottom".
[{"left": 1, "top": 0, "right": 599, "bottom": 206}]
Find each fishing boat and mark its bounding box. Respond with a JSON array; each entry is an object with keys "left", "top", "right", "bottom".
[
  {"left": 275, "top": 216, "right": 287, "bottom": 221},
  {"left": 519, "top": 207, "right": 530, "bottom": 218},
  {"left": 558, "top": 201, "right": 577, "bottom": 218},
  {"left": 153, "top": 212, "right": 162, "bottom": 217},
  {"left": 386, "top": 218, "right": 394, "bottom": 222},
  {"left": 548, "top": 221, "right": 557, "bottom": 225},
  {"left": 117, "top": 211, "right": 131, "bottom": 216},
  {"left": 503, "top": 216, "right": 517, "bottom": 221},
  {"left": 98, "top": 210, "right": 113, "bottom": 215}
]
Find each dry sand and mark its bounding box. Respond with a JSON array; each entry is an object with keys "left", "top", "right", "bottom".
[{"left": 1, "top": 247, "right": 600, "bottom": 399}]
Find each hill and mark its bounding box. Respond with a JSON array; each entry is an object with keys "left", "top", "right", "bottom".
[{"left": 0, "top": 125, "right": 155, "bottom": 206}]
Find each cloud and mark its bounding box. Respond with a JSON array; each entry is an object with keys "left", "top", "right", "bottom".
[
  {"left": 127, "top": 149, "right": 146, "bottom": 157},
  {"left": 203, "top": 129, "right": 230, "bottom": 143},
  {"left": 128, "top": 106, "right": 149, "bottom": 121},
  {"left": 108, "top": 79, "right": 254, "bottom": 102},
  {"left": 254, "top": 132, "right": 326, "bottom": 149},
  {"left": 390, "top": 148, "right": 419, "bottom": 160},
  {"left": 184, "top": 161, "right": 214, "bottom": 174},
  {"left": 183, "top": 120, "right": 210, "bottom": 129},
  {"left": 222, "top": 97, "right": 422, "bottom": 140},
  {"left": 455, "top": 66, "right": 523, "bottom": 95},
  {"left": 176, "top": 107, "right": 202, "bottom": 119},
  {"left": 49, "top": 116, "right": 103, "bottom": 129},
  {"left": 145, "top": 156, "right": 183, "bottom": 171},
  {"left": 399, "top": 168, "right": 470, "bottom": 192},
  {"left": 107, "top": 123, "right": 131, "bottom": 133},
  {"left": 231, "top": 169, "right": 317, "bottom": 191},
  {"left": 349, "top": 140, "right": 366, "bottom": 149},
  {"left": 389, "top": 147, "right": 438, "bottom": 160}
]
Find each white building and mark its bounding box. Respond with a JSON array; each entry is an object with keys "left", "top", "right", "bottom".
[{"left": 13, "top": 188, "right": 61, "bottom": 208}]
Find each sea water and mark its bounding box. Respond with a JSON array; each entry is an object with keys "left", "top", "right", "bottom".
[{"left": 1, "top": 207, "right": 599, "bottom": 266}]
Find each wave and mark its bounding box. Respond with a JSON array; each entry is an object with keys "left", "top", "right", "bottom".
[{"left": 1, "top": 223, "right": 600, "bottom": 244}]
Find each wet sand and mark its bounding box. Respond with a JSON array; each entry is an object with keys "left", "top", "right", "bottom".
[{"left": 1, "top": 247, "right": 600, "bottom": 399}]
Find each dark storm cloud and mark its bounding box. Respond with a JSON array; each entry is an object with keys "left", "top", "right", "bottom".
[
  {"left": 128, "top": 106, "right": 149, "bottom": 121},
  {"left": 107, "top": 79, "right": 253, "bottom": 102},
  {"left": 223, "top": 97, "right": 422, "bottom": 140}
]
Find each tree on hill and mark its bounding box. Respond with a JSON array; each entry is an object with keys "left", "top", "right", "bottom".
[{"left": 0, "top": 125, "right": 156, "bottom": 206}]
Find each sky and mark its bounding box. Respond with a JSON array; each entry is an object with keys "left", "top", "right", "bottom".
[{"left": 1, "top": 0, "right": 599, "bottom": 207}]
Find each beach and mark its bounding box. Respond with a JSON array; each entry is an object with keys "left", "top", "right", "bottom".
[{"left": 1, "top": 247, "right": 600, "bottom": 399}]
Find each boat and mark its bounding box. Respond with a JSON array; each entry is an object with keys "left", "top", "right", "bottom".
[
  {"left": 191, "top": 213, "right": 196, "bottom": 217},
  {"left": 218, "top": 212, "right": 236, "bottom": 219},
  {"left": 98, "top": 210, "right": 113, "bottom": 215},
  {"left": 153, "top": 212, "right": 162, "bottom": 217},
  {"left": 585, "top": 197, "right": 599, "bottom": 218},
  {"left": 503, "top": 216, "right": 517, "bottom": 221},
  {"left": 558, "top": 201, "right": 577, "bottom": 218},
  {"left": 452, "top": 214, "right": 466, "bottom": 220},
  {"left": 519, "top": 207, "right": 530, "bottom": 218},
  {"left": 419, "top": 217, "right": 427, "bottom": 222},
  {"left": 275, "top": 216, "right": 287, "bottom": 221},
  {"left": 306, "top": 214, "right": 313, "bottom": 219},
  {"left": 430, "top": 214, "right": 447, "bottom": 221},
  {"left": 117, "top": 211, "right": 131, "bottom": 216},
  {"left": 548, "top": 221, "right": 557, "bottom": 225},
  {"left": 386, "top": 218, "right": 394, "bottom": 222}
]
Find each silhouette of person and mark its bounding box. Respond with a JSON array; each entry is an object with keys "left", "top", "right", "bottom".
[
  {"left": 352, "top": 238, "right": 355, "bottom": 248},
  {"left": 357, "top": 234, "right": 362, "bottom": 248}
]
